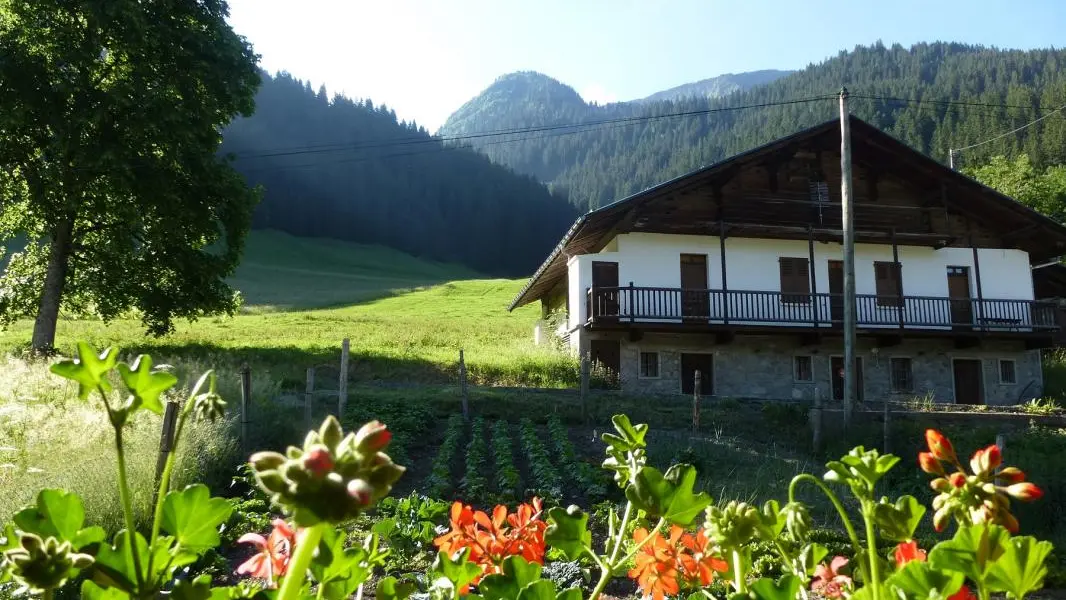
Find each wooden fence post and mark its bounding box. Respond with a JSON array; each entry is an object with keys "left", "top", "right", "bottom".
[
  {"left": 811, "top": 393, "right": 823, "bottom": 453},
  {"left": 338, "top": 338, "right": 350, "bottom": 416},
  {"left": 305, "top": 367, "right": 315, "bottom": 430},
  {"left": 693, "top": 370, "right": 701, "bottom": 434},
  {"left": 459, "top": 349, "right": 469, "bottom": 420},
  {"left": 580, "top": 356, "right": 590, "bottom": 423},
  {"left": 883, "top": 399, "right": 891, "bottom": 454},
  {"left": 155, "top": 401, "right": 180, "bottom": 484},
  {"left": 995, "top": 433, "right": 1005, "bottom": 474},
  {"left": 239, "top": 364, "right": 251, "bottom": 454}
]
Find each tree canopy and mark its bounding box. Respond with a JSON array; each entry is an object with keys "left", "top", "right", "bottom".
[
  {"left": 966, "top": 155, "right": 1066, "bottom": 223},
  {"left": 0, "top": 0, "right": 261, "bottom": 351}
]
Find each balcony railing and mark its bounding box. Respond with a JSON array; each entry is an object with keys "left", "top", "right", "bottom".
[{"left": 585, "top": 286, "right": 1060, "bottom": 332}]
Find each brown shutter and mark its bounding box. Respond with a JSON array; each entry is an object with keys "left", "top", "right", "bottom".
[
  {"left": 875, "top": 261, "right": 902, "bottom": 307},
  {"left": 780, "top": 257, "right": 810, "bottom": 304}
]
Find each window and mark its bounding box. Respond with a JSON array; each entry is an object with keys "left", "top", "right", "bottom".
[
  {"left": 999, "top": 359, "right": 1017, "bottom": 384},
  {"left": 794, "top": 356, "right": 813, "bottom": 382},
  {"left": 779, "top": 257, "right": 810, "bottom": 303},
  {"left": 808, "top": 179, "right": 830, "bottom": 203},
  {"left": 874, "top": 261, "right": 903, "bottom": 307},
  {"left": 639, "top": 352, "right": 660, "bottom": 378},
  {"left": 890, "top": 357, "right": 913, "bottom": 392}
]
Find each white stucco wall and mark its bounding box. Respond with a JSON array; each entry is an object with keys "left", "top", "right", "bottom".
[{"left": 570, "top": 232, "right": 1035, "bottom": 329}]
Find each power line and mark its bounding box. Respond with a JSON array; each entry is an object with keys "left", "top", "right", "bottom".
[
  {"left": 232, "top": 95, "right": 839, "bottom": 161},
  {"left": 953, "top": 104, "right": 1066, "bottom": 152},
  {"left": 851, "top": 94, "right": 1052, "bottom": 112}
]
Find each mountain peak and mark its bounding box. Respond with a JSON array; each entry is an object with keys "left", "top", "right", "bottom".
[{"left": 638, "top": 69, "right": 794, "bottom": 104}]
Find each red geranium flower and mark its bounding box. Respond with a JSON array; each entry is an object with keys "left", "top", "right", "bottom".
[
  {"left": 811, "top": 556, "right": 852, "bottom": 599},
  {"left": 894, "top": 540, "right": 927, "bottom": 566},
  {"left": 235, "top": 519, "right": 299, "bottom": 586}
]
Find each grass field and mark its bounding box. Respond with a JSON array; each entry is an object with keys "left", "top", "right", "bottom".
[{"left": 0, "top": 230, "right": 577, "bottom": 389}]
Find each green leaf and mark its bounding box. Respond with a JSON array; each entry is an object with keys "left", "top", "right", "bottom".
[
  {"left": 516, "top": 579, "right": 558, "bottom": 600},
  {"left": 555, "top": 588, "right": 582, "bottom": 600},
  {"left": 986, "top": 536, "right": 1053, "bottom": 600},
  {"left": 885, "top": 560, "right": 965, "bottom": 600},
  {"left": 13, "top": 489, "right": 85, "bottom": 542},
  {"left": 625, "top": 464, "right": 711, "bottom": 526},
  {"left": 797, "top": 543, "right": 829, "bottom": 577},
  {"left": 73, "top": 526, "right": 107, "bottom": 549},
  {"left": 377, "top": 577, "right": 417, "bottom": 600},
  {"left": 928, "top": 524, "right": 1009, "bottom": 586},
  {"left": 117, "top": 354, "right": 177, "bottom": 415},
  {"left": 749, "top": 575, "right": 802, "bottom": 600},
  {"left": 545, "top": 506, "right": 592, "bottom": 560},
  {"left": 93, "top": 530, "right": 150, "bottom": 594},
  {"left": 171, "top": 574, "right": 215, "bottom": 600},
  {"left": 49, "top": 342, "right": 117, "bottom": 400},
  {"left": 758, "top": 500, "right": 786, "bottom": 539},
  {"left": 81, "top": 579, "right": 131, "bottom": 600},
  {"left": 310, "top": 528, "right": 371, "bottom": 599},
  {"left": 433, "top": 549, "right": 482, "bottom": 593},
  {"left": 875, "top": 495, "right": 927, "bottom": 542},
  {"left": 162, "top": 484, "right": 233, "bottom": 554},
  {"left": 479, "top": 556, "right": 544, "bottom": 600}
]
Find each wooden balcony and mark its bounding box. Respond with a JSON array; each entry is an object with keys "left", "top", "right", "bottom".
[{"left": 585, "top": 286, "right": 1060, "bottom": 343}]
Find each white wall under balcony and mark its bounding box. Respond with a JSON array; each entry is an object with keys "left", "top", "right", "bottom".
[{"left": 570, "top": 232, "right": 1036, "bottom": 329}]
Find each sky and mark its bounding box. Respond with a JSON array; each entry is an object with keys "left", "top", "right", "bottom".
[{"left": 226, "top": 0, "right": 1065, "bottom": 132}]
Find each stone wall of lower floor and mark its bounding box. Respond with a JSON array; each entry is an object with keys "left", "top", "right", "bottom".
[{"left": 575, "top": 330, "right": 1043, "bottom": 406}]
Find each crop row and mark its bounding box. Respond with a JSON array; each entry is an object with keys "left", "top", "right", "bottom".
[
  {"left": 492, "top": 420, "right": 521, "bottom": 503},
  {"left": 460, "top": 417, "right": 490, "bottom": 500},
  {"left": 422, "top": 414, "right": 464, "bottom": 498},
  {"left": 546, "top": 415, "right": 608, "bottom": 501},
  {"left": 518, "top": 418, "right": 563, "bottom": 505}
]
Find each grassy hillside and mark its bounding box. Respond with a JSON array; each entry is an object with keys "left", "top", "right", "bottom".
[{"left": 0, "top": 231, "right": 573, "bottom": 388}]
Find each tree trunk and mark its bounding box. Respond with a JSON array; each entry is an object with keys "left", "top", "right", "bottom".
[{"left": 31, "top": 218, "right": 75, "bottom": 353}]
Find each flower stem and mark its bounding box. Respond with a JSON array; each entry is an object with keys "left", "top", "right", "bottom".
[
  {"left": 863, "top": 505, "right": 882, "bottom": 600},
  {"left": 277, "top": 523, "right": 326, "bottom": 600},
  {"left": 113, "top": 424, "right": 145, "bottom": 589},
  {"left": 146, "top": 404, "right": 192, "bottom": 576},
  {"left": 732, "top": 548, "right": 747, "bottom": 594},
  {"left": 618, "top": 518, "right": 666, "bottom": 566},
  {"left": 789, "top": 474, "right": 863, "bottom": 556},
  {"left": 589, "top": 500, "right": 634, "bottom": 600}
]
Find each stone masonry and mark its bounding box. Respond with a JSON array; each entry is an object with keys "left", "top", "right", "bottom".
[{"left": 592, "top": 332, "right": 1042, "bottom": 405}]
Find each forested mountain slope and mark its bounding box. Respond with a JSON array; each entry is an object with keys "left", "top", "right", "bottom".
[
  {"left": 440, "top": 43, "right": 1066, "bottom": 211},
  {"left": 637, "top": 69, "right": 793, "bottom": 103},
  {"left": 221, "top": 73, "right": 577, "bottom": 276}
]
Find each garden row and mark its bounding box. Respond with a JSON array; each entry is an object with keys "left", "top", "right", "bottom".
[{"left": 420, "top": 415, "right": 611, "bottom": 507}]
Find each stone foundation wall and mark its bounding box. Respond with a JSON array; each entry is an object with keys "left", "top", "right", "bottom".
[{"left": 593, "top": 332, "right": 1042, "bottom": 406}]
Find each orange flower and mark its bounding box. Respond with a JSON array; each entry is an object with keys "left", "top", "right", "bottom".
[
  {"left": 433, "top": 498, "right": 546, "bottom": 585},
  {"left": 235, "top": 519, "right": 299, "bottom": 586},
  {"left": 629, "top": 528, "right": 681, "bottom": 600},
  {"left": 949, "top": 585, "right": 978, "bottom": 600},
  {"left": 925, "top": 429, "right": 957, "bottom": 463},
  {"left": 678, "top": 528, "right": 728, "bottom": 586},
  {"left": 894, "top": 540, "right": 927, "bottom": 566}
]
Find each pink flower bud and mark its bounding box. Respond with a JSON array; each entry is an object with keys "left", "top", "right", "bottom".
[
  {"left": 347, "top": 478, "right": 373, "bottom": 506},
  {"left": 969, "top": 445, "right": 1001, "bottom": 475},
  {"left": 949, "top": 472, "right": 966, "bottom": 488},
  {"left": 354, "top": 420, "right": 391, "bottom": 453},
  {"left": 997, "top": 467, "right": 1026, "bottom": 483},
  {"left": 919, "top": 452, "right": 944, "bottom": 475},
  {"left": 926, "top": 429, "right": 957, "bottom": 463},
  {"left": 301, "top": 445, "right": 333, "bottom": 477},
  {"left": 1005, "top": 482, "right": 1043, "bottom": 502}
]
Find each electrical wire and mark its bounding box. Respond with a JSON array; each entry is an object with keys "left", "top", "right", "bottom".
[{"left": 952, "top": 104, "right": 1066, "bottom": 152}]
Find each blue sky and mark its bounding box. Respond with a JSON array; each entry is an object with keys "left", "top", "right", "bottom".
[{"left": 226, "top": 0, "right": 1064, "bottom": 131}]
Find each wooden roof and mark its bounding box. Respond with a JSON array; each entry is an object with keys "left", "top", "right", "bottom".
[{"left": 509, "top": 115, "right": 1066, "bottom": 311}]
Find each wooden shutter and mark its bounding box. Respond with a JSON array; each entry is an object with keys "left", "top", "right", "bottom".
[
  {"left": 875, "top": 261, "right": 902, "bottom": 307},
  {"left": 779, "top": 257, "right": 810, "bottom": 304}
]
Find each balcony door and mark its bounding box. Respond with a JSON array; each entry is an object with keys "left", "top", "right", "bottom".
[
  {"left": 831, "top": 356, "right": 864, "bottom": 402},
  {"left": 591, "top": 261, "right": 619, "bottom": 321},
  {"left": 680, "top": 254, "right": 709, "bottom": 320},
  {"left": 947, "top": 266, "right": 972, "bottom": 329},
  {"left": 828, "top": 260, "right": 844, "bottom": 325}
]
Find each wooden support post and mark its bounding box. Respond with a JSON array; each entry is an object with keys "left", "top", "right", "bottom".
[
  {"left": 808, "top": 225, "right": 818, "bottom": 327},
  {"left": 995, "top": 433, "right": 1005, "bottom": 474},
  {"left": 719, "top": 220, "right": 729, "bottom": 325},
  {"left": 459, "top": 349, "right": 469, "bottom": 420},
  {"left": 338, "top": 338, "right": 350, "bottom": 416},
  {"left": 882, "top": 399, "right": 891, "bottom": 454},
  {"left": 811, "top": 393, "right": 823, "bottom": 452},
  {"left": 239, "top": 364, "right": 251, "bottom": 454},
  {"left": 628, "top": 281, "right": 635, "bottom": 322},
  {"left": 580, "top": 356, "right": 590, "bottom": 423},
  {"left": 839, "top": 87, "right": 857, "bottom": 428},
  {"left": 892, "top": 227, "right": 905, "bottom": 329},
  {"left": 693, "top": 370, "right": 702, "bottom": 433},
  {"left": 305, "top": 367, "right": 315, "bottom": 430},
  {"left": 971, "top": 240, "right": 985, "bottom": 328},
  {"left": 155, "top": 401, "right": 180, "bottom": 484}
]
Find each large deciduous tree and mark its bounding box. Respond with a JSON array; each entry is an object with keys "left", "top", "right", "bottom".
[
  {"left": 966, "top": 155, "right": 1066, "bottom": 222},
  {"left": 0, "top": 0, "right": 261, "bottom": 352}
]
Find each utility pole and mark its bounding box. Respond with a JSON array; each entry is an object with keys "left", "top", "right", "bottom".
[
  {"left": 949, "top": 148, "right": 956, "bottom": 171},
  {"left": 839, "top": 87, "right": 856, "bottom": 429}
]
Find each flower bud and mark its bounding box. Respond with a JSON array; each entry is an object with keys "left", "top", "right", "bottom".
[
  {"left": 997, "top": 467, "right": 1026, "bottom": 483},
  {"left": 1004, "top": 482, "right": 1043, "bottom": 502},
  {"left": 925, "top": 429, "right": 957, "bottom": 463},
  {"left": 933, "top": 506, "right": 951, "bottom": 532},
  {"left": 250, "top": 451, "right": 286, "bottom": 471},
  {"left": 969, "top": 445, "right": 1001, "bottom": 476},
  {"left": 347, "top": 478, "right": 373, "bottom": 506},
  {"left": 931, "top": 477, "right": 952, "bottom": 493},
  {"left": 354, "top": 420, "right": 391, "bottom": 453},
  {"left": 949, "top": 472, "right": 966, "bottom": 488},
  {"left": 919, "top": 452, "right": 944, "bottom": 475},
  {"left": 1001, "top": 511, "right": 1020, "bottom": 534},
  {"left": 301, "top": 445, "right": 334, "bottom": 478},
  {"left": 783, "top": 501, "right": 811, "bottom": 541}
]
